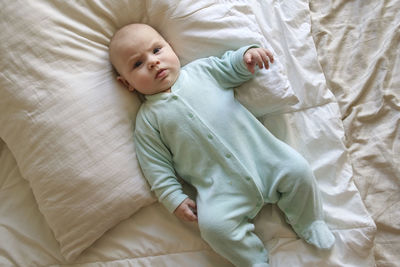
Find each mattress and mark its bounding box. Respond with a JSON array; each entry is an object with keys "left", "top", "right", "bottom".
[{"left": 1, "top": 0, "right": 396, "bottom": 266}]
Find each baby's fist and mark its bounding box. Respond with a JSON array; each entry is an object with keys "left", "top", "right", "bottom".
[
  {"left": 244, "top": 47, "right": 274, "bottom": 74},
  {"left": 174, "top": 198, "right": 198, "bottom": 222}
]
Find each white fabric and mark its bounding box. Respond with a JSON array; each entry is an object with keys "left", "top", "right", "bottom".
[
  {"left": 309, "top": 0, "right": 400, "bottom": 265},
  {"left": 0, "top": 0, "right": 156, "bottom": 261},
  {"left": 0, "top": 0, "right": 376, "bottom": 266}
]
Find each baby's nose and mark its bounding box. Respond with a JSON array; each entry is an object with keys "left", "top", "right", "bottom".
[{"left": 148, "top": 57, "right": 160, "bottom": 69}]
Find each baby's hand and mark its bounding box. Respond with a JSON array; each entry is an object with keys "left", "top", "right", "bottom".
[
  {"left": 174, "top": 198, "right": 198, "bottom": 222},
  {"left": 244, "top": 47, "right": 274, "bottom": 74}
]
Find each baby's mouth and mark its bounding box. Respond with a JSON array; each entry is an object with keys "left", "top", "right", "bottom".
[{"left": 155, "top": 68, "right": 167, "bottom": 79}]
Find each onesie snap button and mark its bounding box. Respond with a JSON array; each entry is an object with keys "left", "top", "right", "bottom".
[
  {"left": 172, "top": 95, "right": 178, "bottom": 100},
  {"left": 207, "top": 134, "right": 213, "bottom": 139},
  {"left": 188, "top": 113, "right": 194, "bottom": 118},
  {"left": 225, "top": 153, "right": 232, "bottom": 158},
  {"left": 245, "top": 176, "right": 251, "bottom": 181}
]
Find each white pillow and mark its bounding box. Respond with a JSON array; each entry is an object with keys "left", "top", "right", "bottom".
[
  {"left": 0, "top": 0, "right": 155, "bottom": 262},
  {"left": 0, "top": 0, "right": 298, "bottom": 262}
]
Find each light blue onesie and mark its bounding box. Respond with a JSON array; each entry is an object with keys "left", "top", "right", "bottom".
[{"left": 134, "top": 46, "right": 335, "bottom": 267}]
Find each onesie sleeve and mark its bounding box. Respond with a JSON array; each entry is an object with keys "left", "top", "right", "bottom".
[
  {"left": 203, "top": 45, "right": 260, "bottom": 89},
  {"left": 134, "top": 111, "right": 188, "bottom": 213}
]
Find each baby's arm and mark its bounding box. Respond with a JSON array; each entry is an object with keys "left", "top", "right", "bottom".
[
  {"left": 174, "top": 198, "right": 198, "bottom": 222},
  {"left": 134, "top": 113, "right": 189, "bottom": 216},
  {"left": 243, "top": 47, "right": 274, "bottom": 74},
  {"left": 199, "top": 45, "right": 274, "bottom": 89}
]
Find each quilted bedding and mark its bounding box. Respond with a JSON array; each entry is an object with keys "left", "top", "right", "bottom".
[{"left": 1, "top": 0, "right": 395, "bottom": 266}]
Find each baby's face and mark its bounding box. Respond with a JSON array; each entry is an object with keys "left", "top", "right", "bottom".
[{"left": 111, "top": 25, "right": 180, "bottom": 95}]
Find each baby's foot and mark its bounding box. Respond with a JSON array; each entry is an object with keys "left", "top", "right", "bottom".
[{"left": 300, "top": 220, "right": 335, "bottom": 250}]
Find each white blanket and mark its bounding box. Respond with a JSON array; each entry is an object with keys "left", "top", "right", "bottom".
[
  {"left": 310, "top": 0, "right": 400, "bottom": 265},
  {"left": 0, "top": 0, "right": 376, "bottom": 266}
]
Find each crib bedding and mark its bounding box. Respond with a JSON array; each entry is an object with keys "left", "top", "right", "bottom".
[
  {"left": 309, "top": 0, "right": 400, "bottom": 266},
  {"left": 0, "top": 0, "right": 380, "bottom": 266}
]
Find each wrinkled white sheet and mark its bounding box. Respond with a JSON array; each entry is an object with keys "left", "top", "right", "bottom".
[
  {"left": 310, "top": 0, "right": 400, "bottom": 266},
  {"left": 0, "top": 0, "right": 377, "bottom": 266}
]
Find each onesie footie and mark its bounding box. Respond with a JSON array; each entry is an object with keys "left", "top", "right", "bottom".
[{"left": 299, "top": 220, "right": 335, "bottom": 250}]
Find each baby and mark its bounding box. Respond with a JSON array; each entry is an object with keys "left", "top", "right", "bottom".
[{"left": 109, "top": 23, "right": 335, "bottom": 267}]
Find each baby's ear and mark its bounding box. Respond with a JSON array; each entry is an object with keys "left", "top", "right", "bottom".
[{"left": 117, "top": 76, "right": 135, "bottom": 92}]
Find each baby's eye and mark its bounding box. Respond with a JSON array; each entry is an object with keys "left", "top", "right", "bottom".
[
  {"left": 134, "top": 61, "right": 142, "bottom": 68},
  {"left": 153, "top": 47, "right": 161, "bottom": 54}
]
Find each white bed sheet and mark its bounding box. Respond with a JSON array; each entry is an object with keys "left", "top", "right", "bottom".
[
  {"left": 310, "top": 0, "right": 400, "bottom": 265},
  {"left": 0, "top": 0, "right": 376, "bottom": 266}
]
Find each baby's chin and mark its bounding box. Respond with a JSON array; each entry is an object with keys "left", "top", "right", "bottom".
[{"left": 138, "top": 87, "right": 171, "bottom": 95}]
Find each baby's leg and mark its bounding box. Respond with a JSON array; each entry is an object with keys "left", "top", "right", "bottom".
[
  {"left": 275, "top": 151, "right": 335, "bottom": 249},
  {"left": 198, "top": 209, "right": 269, "bottom": 267}
]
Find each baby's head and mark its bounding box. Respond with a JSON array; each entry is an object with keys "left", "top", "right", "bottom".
[{"left": 109, "top": 23, "right": 180, "bottom": 95}]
